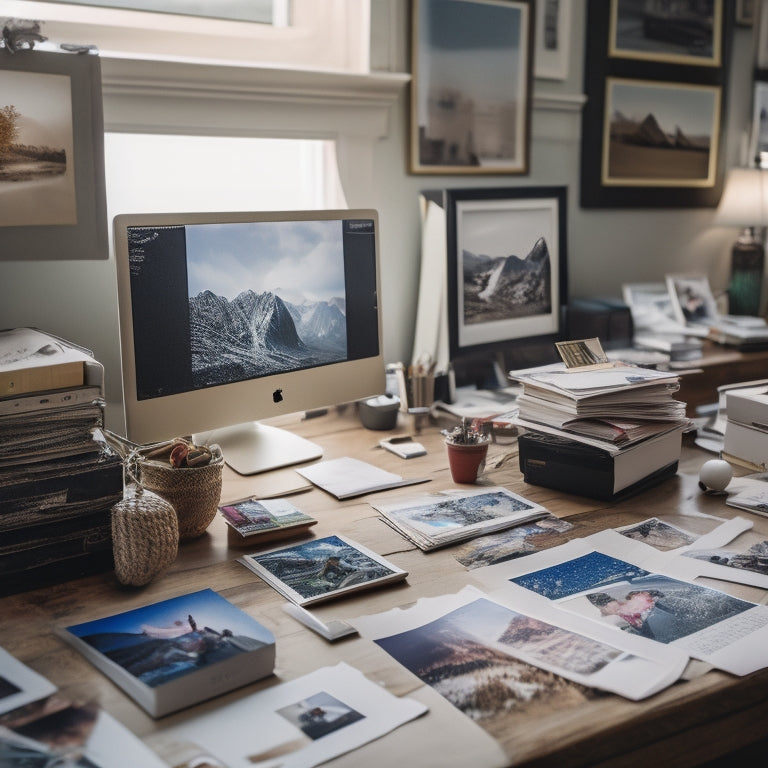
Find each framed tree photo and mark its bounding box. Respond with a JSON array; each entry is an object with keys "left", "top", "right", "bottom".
[
  {"left": 0, "top": 49, "right": 107, "bottom": 260},
  {"left": 410, "top": 0, "right": 534, "bottom": 175},
  {"left": 445, "top": 186, "right": 567, "bottom": 360},
  {"left": 581, "top": 0, "right": 731, "bottom": 208}
]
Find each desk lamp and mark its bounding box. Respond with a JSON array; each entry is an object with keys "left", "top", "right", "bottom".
[{"left": 714, "top": 166, "right": 768, "bottom": 316}]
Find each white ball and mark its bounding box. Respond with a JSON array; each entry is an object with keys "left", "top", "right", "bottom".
[{"left": 698, "top": 459, "right": 733, "bottom": 492}]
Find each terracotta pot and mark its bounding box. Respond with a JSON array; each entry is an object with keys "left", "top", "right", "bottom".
[{"left": 445, "top": 439, "right": 489, "bottom": 483}]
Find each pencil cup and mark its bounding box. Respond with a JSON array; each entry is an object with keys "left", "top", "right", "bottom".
[
  {"left": 407, "top": 373, "right": 435, "bottom": 411},
  {"left": 445, "top": 440, "right": 489, "bottom": 483}
]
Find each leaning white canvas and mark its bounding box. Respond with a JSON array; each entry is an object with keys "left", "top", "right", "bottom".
[{"left": 149, "top": 662, "right": 427, "bottom": 768}]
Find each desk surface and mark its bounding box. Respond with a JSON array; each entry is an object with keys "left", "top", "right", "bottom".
[{"left": 4, "top": 409, "right": 768, "bottom": 768}]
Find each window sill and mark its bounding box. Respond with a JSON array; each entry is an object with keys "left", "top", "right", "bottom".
[{"left": 100, "top": 57, "right": 410, "bottom": 139}]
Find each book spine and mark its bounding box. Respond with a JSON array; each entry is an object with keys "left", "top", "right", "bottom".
[{"left": 0, "top": 361, "right": 86, "bottom": 398}]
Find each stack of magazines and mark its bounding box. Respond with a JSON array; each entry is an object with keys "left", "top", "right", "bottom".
[
  {"left": 509, "top": 361, "right": 691, "bottom": 500},
  {"left": 372, "top": 487, "right": 548, "bottom": 551},
  {"left": 0, "top": 328, "right": 123, "bottom": 595}
]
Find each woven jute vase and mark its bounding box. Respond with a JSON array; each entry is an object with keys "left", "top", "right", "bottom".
[
  {"left": 138, "top": 445, "right": 224, "bottom": 540},
  {"left": 112, "top": 485, "right": 179, "bottom": 587}
]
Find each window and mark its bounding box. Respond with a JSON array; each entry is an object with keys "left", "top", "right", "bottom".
[
  {"left": 104, "top": 133, "right": 346, "bottom": 228},
  {"left": 3, "top": 0, "right": 369, "bottom": 71},
  {"left": 40, "top": 1, "right": 281, "bottom": 25}
]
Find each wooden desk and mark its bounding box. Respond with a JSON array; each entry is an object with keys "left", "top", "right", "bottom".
[
  {"left": 675, "top": 341, "right": 768, "bottom": 416},
  {"left": 4, "top": 409, "right": 768, "bottom": 768}
]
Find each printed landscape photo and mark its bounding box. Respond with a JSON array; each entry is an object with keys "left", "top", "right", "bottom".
[
  {"left": 247, "top": 535, "right": 399, "bottom": 601},
  {"left": 277, "top": 691, "right": 365, "bottom": 740},
  {"left": 604, "top": 78, "right": 719, "bottom": 186},
  {"left": 375, "top": 597, "right": 606, "bottom": 738},
  {"left": 0, "top": 69, "right": 76, "bottom": 227},
  {"left": 462, "top": 235, "right": 552, "bottom": 325}
]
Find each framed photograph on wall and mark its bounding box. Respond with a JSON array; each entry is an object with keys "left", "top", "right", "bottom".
[
  {"left": 534, "top": 0, "right": 571, "bottom": 80},
  {"left": 581, "top": 0, "right": 731, "bottom": 208},
  {"left": 445, "top": 186, "right": 567, "bottom": 359},
  {"left": 609, "top": 0, "right": 723, "bottom": 67},
  {"left": 601, "top": 78, "right": 721, "bottom": 188},
  {"left": 0, "top": 49, "right": 107, "bottom": 260},
  {"left": 410, "top": 0, "right": 534, "bottom": 175}
]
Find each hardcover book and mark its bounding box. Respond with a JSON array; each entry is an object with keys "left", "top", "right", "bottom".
[
  {"left": 239, "top": 534, "right": 408, "bottom": 606},
  {"left": 517, "top": 429, "right": 681, "bottom": 501},
  {"left": 219, "top": 496, "right": 317, "bottom": 547},
  {"left": 58, "top": 589, "right": 276, "bottom": 718},
  {"left": 725, "top": 384, "right": 768, "bottom": 428},
  {"left": 0, "top": 327, "right": 102, "bottom": 398}
]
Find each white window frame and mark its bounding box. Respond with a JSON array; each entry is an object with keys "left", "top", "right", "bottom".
[
  {"left": 3, "top": 1, "right": 409, "bottom": 207},
  {"left": 3, "top": 1, "right": 370, "bottom": 72}
]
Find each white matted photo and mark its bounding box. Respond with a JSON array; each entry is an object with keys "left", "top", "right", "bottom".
[
  {"left": 665, "top": 273, "right": 720, "bottom": 325},
  {"left": 0, "top": 69, "right": 76, "bottom": 227}
]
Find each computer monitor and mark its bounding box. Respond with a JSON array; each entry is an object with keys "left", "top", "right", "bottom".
[{"left": 113, "top": 209, "right": 384, "bottom": 475}]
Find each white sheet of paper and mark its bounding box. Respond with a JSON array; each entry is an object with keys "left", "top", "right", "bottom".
[
  {"left": 151, "top": 663, "right": 426, "bottom": 768},
  {"left": 296, "top": 457, "right": 429, "bottom": 498}
]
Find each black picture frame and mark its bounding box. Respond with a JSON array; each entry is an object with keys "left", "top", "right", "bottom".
[
  {"left": 581, "top": 0, "right": 732, "bottom": 208},
  {"left": 409, "top": 0, "right": 534, "bottom": 175},
  {"left": 0, "top": 49, "right": 107, "bottom": 260},
  {"left": 445, "top": 186, "right": 567, "bottom": 362}
]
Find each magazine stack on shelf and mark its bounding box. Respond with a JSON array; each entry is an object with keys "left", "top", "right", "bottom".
[
  {"left": 509, "top": 360, "right": 690, "bottom": 500},
  {"left": 0, "top": 327, "right": 123, "bottom": 596},
  {"left": 722, "top": 382, "right": 768, "bottom": 471}
]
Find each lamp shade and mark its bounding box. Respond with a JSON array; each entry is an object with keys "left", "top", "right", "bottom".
[{"left": 714, "top": 167, "right": 768, "bottom": 228}]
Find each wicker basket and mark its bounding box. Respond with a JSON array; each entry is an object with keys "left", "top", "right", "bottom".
[{"left": 137, "top": 444, "right": 224, "bottom": 540}]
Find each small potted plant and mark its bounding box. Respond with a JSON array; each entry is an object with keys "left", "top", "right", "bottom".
[{"left": 442, "top": 418, "right": 491, "bottom": 483}]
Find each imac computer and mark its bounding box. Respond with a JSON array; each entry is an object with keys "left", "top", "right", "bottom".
[{"left": 113, "top": 209, "right": 385, "bottom": 475}]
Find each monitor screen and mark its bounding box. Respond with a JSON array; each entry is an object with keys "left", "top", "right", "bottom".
[{"left": 114, "top": 209, "right": 384, "bottom": 475}]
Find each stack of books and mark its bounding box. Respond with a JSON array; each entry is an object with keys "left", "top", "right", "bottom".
[
  {"left": 0, "top": 327, "right": 123, "bottom": 595},
  {"left": 509, "top": 362, "right": 690, "bottom": 500},
  {"left": 722, "top": 381, "right": 768, "bottom": 471}
]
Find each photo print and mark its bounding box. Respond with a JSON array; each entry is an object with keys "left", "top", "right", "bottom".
[
  {"left": 453, "top": 514, "right": 575, "bottom": 569},
  {"left": 446, "top": 186, "right": 566, "bottom": 358},
  {"left": 277, "top": 691, "right": 365, "bottom": 741},
  {"left": 602, "top": 78, "right": 720, "bottom": 188},
  {"left": 0, "top": 68, "right": 76, "bottom": 228},
  {"left": 609, "top": 0, "right": 722, "bottom": 67},
  {"left": 240, "top": 534, "right": 407, "bottom": 606},
  {"left": 373, "top": 596, "right": 607, "bottom": 737},
  {"left": 617, "top": 518, "right": 698, "bottom": 551}
]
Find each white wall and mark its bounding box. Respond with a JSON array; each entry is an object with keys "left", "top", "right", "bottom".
[{"left": 0, "top": 0, "right": 756, "bottom": 434}]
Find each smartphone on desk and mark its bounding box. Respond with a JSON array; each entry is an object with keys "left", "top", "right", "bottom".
[{"left": 379, "top": 436, "right": 427, "bottom": 459}]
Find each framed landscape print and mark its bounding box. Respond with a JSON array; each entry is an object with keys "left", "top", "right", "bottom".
[
  {"left": 602, "top": 78, "right": 721, "bottom": 188},
  {"left": 444, "top": 186, "right": 567, "bottom": 359},
  {"left": 410, "top": 0, "right": 534, "bottom": 174},
  {"left": 581, "top": 0, "right": 731, "bottom": 207},
  {"left": 0, "top": 49, "right": 107, "bottom": 259},
  {"left": 609, "top": 0, "right": 723, "bottom": 67}
]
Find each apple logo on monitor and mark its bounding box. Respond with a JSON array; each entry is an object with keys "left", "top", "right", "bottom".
[{"left": 273, "top": 389, "right": 283, "bottom": 404}]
